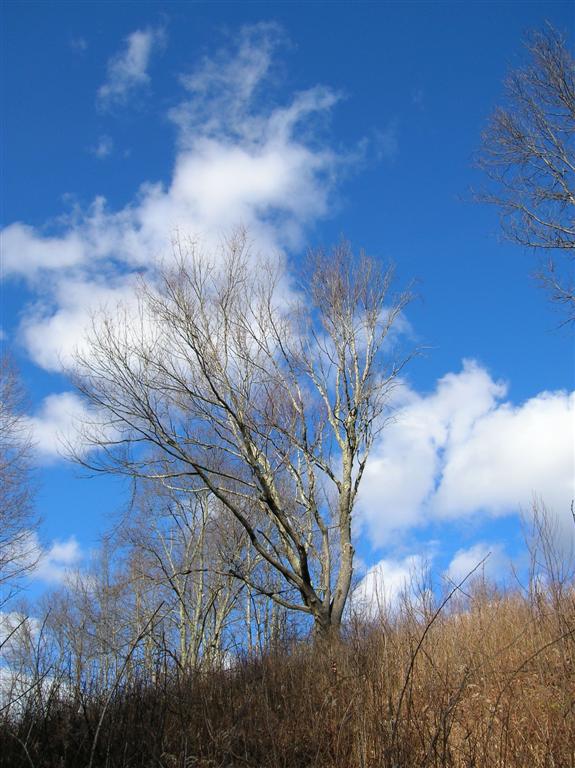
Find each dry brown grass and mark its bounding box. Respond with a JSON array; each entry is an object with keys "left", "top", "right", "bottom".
[{"left": 2, "top": 577, "right": 574, "bottom": 768}]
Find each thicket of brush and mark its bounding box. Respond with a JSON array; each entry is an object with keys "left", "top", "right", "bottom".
[{"left": 2, "top": 562, "right": 574, "bottom": 768}]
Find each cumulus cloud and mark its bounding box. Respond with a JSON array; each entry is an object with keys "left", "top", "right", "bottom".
[
  {"left": 351, "top": 554, "right": 427, "bottom": 618},
  {"left": 433, "top": 390, "right": 574, "bottom": 521},
  {"left": 4, "top": 531, "right": 83, "bottom": 586},
  {"left": 445, "top": 542, "right": 509, "bottom": 584},
  {"left": 5, "top": 24, "right": 568, "bottom": 564},
  {"left": 98, "top": 26, "right": 166, "bottom": 107},
  {"left": 353, "top": 542, "right": 512, "bottom": 620},
  {"left": 20, "top": 272, "right": 139, "bottom": 371},
  {"left": 27, "top": 392, "right": 93, "bottom": 461},
  {"left": 2, "top": 24, "right": 345, "bottom": 374},
  {"left": 2, "top": 223, "right": 86, "bottom": 277},
  {"left": 0, "top": 611, "right": 70, "bottom": 715},
  {"left": 358, "top": 360, "right": 574, "bottom": 546},
  {"left": 35, "top": 536, "right": 83, "bottom": 583}
]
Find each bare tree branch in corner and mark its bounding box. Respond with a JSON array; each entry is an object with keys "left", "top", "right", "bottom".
[{"left": 477, "top": 26, "right": 575, "bottom": 323}]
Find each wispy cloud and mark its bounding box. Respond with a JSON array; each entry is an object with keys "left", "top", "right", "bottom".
[
  {"left": 373, "top": 121, "right": 399, "bottom": 161},
  {"left": 70, "top": 36, "right": 88, "bottom": 53},
  {"left": 90, "top": 134, "right": 114, "bottom": 159},
  {"left": 97, "top": 26, "right": 166, "bottom": 108},
  {"left": 411, "top": 88, "right": 424, "bottom": 109}
]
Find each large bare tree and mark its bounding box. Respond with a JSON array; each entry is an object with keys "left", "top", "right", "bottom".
[
  {"left": 478, "top": 26, "right": 575, "bottom": 322},
  {"left": 72, "top": 234, "right": 412, "bottom": 637}
]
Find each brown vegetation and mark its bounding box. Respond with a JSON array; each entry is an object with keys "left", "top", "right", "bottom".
[{"left": 2, "top": 572, "right": 573, "bottom": 768}]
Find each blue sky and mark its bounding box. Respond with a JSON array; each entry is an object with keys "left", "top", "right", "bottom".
[{"left": 1, "top": 1, "right": 573, "bottom": 598}]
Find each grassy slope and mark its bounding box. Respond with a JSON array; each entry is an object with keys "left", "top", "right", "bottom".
[{"left": 2, "top": 579, "right": 574, "bottom": 768}]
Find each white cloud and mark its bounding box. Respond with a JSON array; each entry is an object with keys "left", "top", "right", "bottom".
[
  {"left": 358, "top": 360, "right": 574, "bottom": 545},
  {"left": 20, "top": 273, "right": 139, "bottom": 371},
  {"left": 0, "top": 612, "right": 40, "bottom": 651},
  {"left": 34, "top": 535, "right": 83, "bottom": 584},
  {"left": 3, "top": 531, "right": 83, "bottom": 586},
  {"left": 351, "top": 554, "right": 426, "bottom": 618},
  {"left": 1, "top": 222, "right": 85, "bottom": 277},
  {"left": 98, "top": 26, "right": 166, "bottom": 107},
  {"left": 353, "top": 542, "right": 511, "bottom": 621},
  {"left": 27, "top": 392, "right": 93, "bottom": 461},
  {"left": 0, "top": 612, "right": 70, "bottom": 715},
  {"left": 2, "top": 24, "right": 345, "bottom": 374},
  {"left": 445, "top": 542, "right": 508, "bottom": 584},
  {"left": 90, "top": 134, "right": 114, "bottom": 158},
  {"left": 171, "top": 22, "right": 284, "bottom": 142},
  {"left": 26, "top": 386, "right": 121, "bottom": 464},
  {"left": 433, "top": 390, "right": 574, "bottom": 521}
]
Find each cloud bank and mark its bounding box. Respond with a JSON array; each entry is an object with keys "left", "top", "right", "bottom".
[
  {"left": 3, "top": 24, "right": 343, "bottom": 376},
  {"left": 358, "top": 360, "right": 574, "bottom": 545}
]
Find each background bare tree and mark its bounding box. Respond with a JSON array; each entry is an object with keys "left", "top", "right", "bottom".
[
  {"left": 478, "top": 26, "right": 575, "bottom": 322},
  {"left": 0, "top": 352, "right": 38, "bottom": 605},
  {"left": 122, "top": 481, "right": 251, "bottom": 668},
  {"left": 72, "top": 234, "right": 412, "bottom": 638}
]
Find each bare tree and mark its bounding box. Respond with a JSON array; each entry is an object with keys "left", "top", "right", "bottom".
[
  {"left": 0, "top": 353, "right": 38, "bottom": 604},
  {"left": 72, "top": 234, "right": 412, "bottom": 638},
  {"left": 478, "top": 26, "right": 575, "bottom": 322},
  {"left": 122, "top": 481, "right": 249, "bottom": 668}
]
